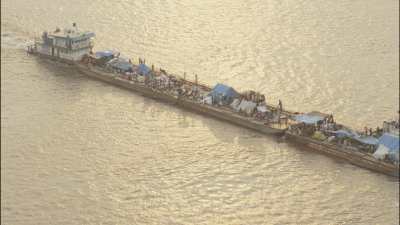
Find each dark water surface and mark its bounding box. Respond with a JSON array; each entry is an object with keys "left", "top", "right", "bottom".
[{"left": 1, "top": 0, "right": 399, "bottom": 224}]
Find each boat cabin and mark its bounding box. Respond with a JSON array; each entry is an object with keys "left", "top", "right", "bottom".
[{"left": 35, "top": 23, "right": 95, "bottom": 61}]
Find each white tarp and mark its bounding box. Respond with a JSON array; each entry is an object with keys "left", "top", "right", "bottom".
[
  {"left": 257, "top": 105, "right": 268, "bottom": 113},
  {"left": 373, "top": 144, "right": 390, "bottom": 160},
  {"left": 203, "top": 96, "right": 213, "bottom": 105},
  {"left": 238, "top": 100, "right": 257, "bottom": 116},
  {"left": 230, "top": 99, "right": 241, "bottom": 111}
]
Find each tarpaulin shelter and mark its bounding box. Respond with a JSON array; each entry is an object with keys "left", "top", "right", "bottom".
[
  {"left": 378, "top": 133, "right": 400, "bottom": 151},
  {"left": 353, "top": 136, "right": 379, "bottom": 146},
  {"left": 294, "top": 111, "right": 330, "bottom": 124},
  {"left": 238, "top": 100, "right": 257, "bottom": 116},
  {"left": 209, "top": 83, "right": 239, "bottom": 105},
  {"left": 230, "top": 99, "right": 241, "bottom": 111},
  {"left": 373, "top": 145, "right": 390, "bottom": 160},
  {"left": 138, "top": 63, "right": 151, "bottom": 75},
  {"left": 95, "top": 50, "right": 116, "bottom": 59},
  {"left": 294, "top": 114, "right": 323, "bottom": 124},
  {"left": 373, "top": 133, "right": 400, "bottom": 161},
  {"left": 327, "top": 129, "right": 379, "bottom": 146},
  {"left": 203, "top": 96, "right": 213, "bottom": 105},
  {"left": 106, "top": 58, "right": 133, "bottom": 72}
]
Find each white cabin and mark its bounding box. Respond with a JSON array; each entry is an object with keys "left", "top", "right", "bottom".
[{"left": 35, "top": 23, "right": 95, "bottom": 61}]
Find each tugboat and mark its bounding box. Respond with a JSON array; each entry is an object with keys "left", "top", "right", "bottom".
[{"left": 28, "top": 23, "right": 95, "bottom": 64}]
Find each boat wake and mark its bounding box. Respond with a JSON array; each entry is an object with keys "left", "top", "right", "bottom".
[{"left": 1, "top": 31, "right": 33, "bottom": 50}]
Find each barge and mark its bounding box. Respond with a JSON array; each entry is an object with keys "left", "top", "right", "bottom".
[
  {"left": 27, "top": 24, "right": 399, "bottom": 177},
  {"left": 285, "top": 132, "right": 399, "bottom": 177},
  {"left": 285, "top": 112, "right": 399, "bottom": 177}
]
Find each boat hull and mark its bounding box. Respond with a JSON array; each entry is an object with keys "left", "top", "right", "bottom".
[{"left": 285, "top": 133, "right": 399, "bottom": 177}]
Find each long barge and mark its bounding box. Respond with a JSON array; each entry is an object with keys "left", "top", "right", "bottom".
[{"left": 27, "top": 24, "right": 399, "bottom": 177}]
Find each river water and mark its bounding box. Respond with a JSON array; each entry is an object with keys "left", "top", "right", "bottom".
[{"left": 1, "top": 0, "right": 399, "bottom": 224}]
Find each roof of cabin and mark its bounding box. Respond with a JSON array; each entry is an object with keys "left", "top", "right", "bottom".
[{"left": 48, "top": 29, "right": 95, "bottom": 40}]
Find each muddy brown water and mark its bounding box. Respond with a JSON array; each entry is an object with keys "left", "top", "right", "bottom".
[{"left": 1, "top": 0, "right": 399, "bottom": 224}]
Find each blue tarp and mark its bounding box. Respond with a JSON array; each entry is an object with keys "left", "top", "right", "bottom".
[
  {"left": 378, "top": 133, "right": 399, "bottom": 152},
  {"left": 107, "top": 58, "right": 133, "bottom": 72},
  {"left": 327, "top": 129, "right": 379, "bottom": 145},
  {"left": 294, "top": 114, "right": 324, "bottom": 124},
  {"left": 138, "top": 63, "right": 151, "bottom": 75},
  {"left": 95, "top": 50, "right": 115, "bottom": 58},
  {"left": 354, "top": 136, "right": 379, "bottom": 145},
  {"left": 211, "top": 83, "right": 239, "bottom": 98},
  {"left": 210, "top": 83, "right": 239, "bottom": 104}
]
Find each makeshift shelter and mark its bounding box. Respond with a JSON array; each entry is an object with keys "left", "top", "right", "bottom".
[
  {"left": 373, "top": 145, "right": 390, "bottom": 160},
  {"left": 106, "top": 58, "right": 133, "bottom": 73},
  {"left": 373, "top": 133, "right": 400, "bottom": 161},
  {"left": 237, "top": 100, "right": 257, "bottom": 116},
  {"left": 294, "top": 113, "right": 325, "bottom": 124},
  {"left": 203, "top": 96, "right": 213, "bottom": 105},
  {"left": 209, "top": 83, "right": 239, "bottom": 105},
  {"left": 93, "top": 50, "right": 117, "bottom": 66},
  {"left": 138, "top": 63, "right": 151, "bottom": 75},
  {"left": 353, "top": 136, "right": 379, "bottom": 146},
  {"left": 95, "top": 50, "right": 116, "bottom": 59},
  {"left": 378, "top": 133, "right": 400, "bottom": 151},
  {"left": 230, "top": 99, "right": 241, "bottom": 111}
]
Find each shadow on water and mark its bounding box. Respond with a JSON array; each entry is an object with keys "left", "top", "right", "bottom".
[
  {"left": 31, "top": 55, "right": 112, "bottom": 95},
  {"left": 151, "top": 95, "right": 399, "bottom": 180},
  {"left": 34, "top": 56, "right": 81, "bottom": 79},
  {"left": 132, "top": 83, "right": 282, "bottom": 151}
]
